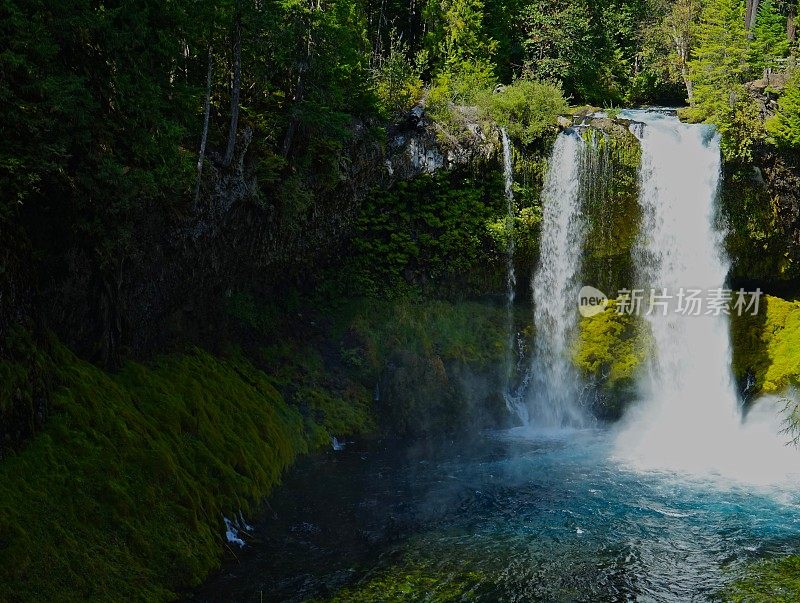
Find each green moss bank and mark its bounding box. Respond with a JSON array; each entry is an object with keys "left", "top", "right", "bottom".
[
  {"left": 724, "top": 556, "right": 800, "bottom": 602},
  {"left": 573, "top": 300, "right": 650, "bottom": 418},
  {"left": 574, "top": 294, "right": 800, "bottom": 413},
  {"left": 730, "top": 294, "right": 800, "bottom": 394},
  {"left": 0, "top": 339, "right": 371, "bottom": 601}
]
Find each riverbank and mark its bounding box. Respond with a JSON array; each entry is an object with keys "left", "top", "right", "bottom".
[{"left": 0, "top": 337, "right": 373, "bottom": 600}]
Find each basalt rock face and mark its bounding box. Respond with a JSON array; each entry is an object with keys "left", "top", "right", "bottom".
[
  {"left": 3, "top": 106, "right": 500, "bottom": 362},
  {"left": 385, "top": 104, "right": 500, "bottom": 180},
  {"left": 722, "top": 146, "right": 800, "bottom": 294},
  {"left": 746, "top": 71, "right": 790, "bottom": 119}
]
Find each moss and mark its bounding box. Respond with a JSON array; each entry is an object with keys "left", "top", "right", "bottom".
[
  {"left": 0, "top": 341, "right": 370, "bottom": 601},
  {"left": 0, "top": 327, "right": 57, "bottom": 453},
  {"left": 721, "top": 163, "right": 799, "bottom": 285},
  {"left": 573, "top": 300, "right": 650, "bottom": 416},
  {"left": 317, "top": 558, "right": 487, "bottom": 602},
  {"left": 730, "top": 295, "right": 800, "bottom": 394},
  {"left": 342, "top": 298, "right": 509, "bottom": 373},
  {"left": 331, "top": 298, "right": 512, "bottom": 435},
  {"left": 579, "top": 125, "right": 642, "bottom": 295},
  {"left": 257, "top": 340, "right": 375, "bottom": 440},
  {"left": 723, "top": 556, "right": 800, "bottom": 602}
]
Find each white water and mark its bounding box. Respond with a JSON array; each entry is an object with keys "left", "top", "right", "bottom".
[
  {"left": 615, "top": 110, "right": 799, "bottom": 486},
  {"left": 500, "top": 129, "right": 529, "bottom": 423},
  {"left": 526, "top": 131, "right": 587, "bottom": 427}
]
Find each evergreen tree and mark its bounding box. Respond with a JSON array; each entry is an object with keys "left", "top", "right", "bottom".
[
  {"left": 687, "top": 0, "right": 763, "bottom": 159},
  {"left": 766, "top": 70, "right": 800, "bottom": 147},
  {"left": 750, "top": 0, "right": 790, "bottom": 74},
  {"left": 689, "top": 0, "right": 750, "bottom": 115}
]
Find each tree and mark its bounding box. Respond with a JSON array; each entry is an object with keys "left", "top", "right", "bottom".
[
  {"left": 749, "top": 0, "right": 790, "bottom": 74},
  {"left": 766, "top": 70, "right": 800, "bottom": 147},
  {"left": 688, "top": 0, "right": 750, "bottom": 121},
  {"left": 687, "top": 0, "right": 764, "bottom": 160},
  {"left": 662, "top": 0, "right": 701, "bottom": 100}
]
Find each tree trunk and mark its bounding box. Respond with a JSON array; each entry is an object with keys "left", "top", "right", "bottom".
[
  {"left": 223, "top": 7, "right": 242, "bottom": 167},
  {"left": 195, "top": 45, "right": 213, "bottom": 204},
  {"left": 682, "top": 66, "right": 693, "bottom": 102},
  {"left": 788, "top": 3, "right": 797, "bottom": 42},
  {"left": 282, "top": 1, "right": 315, "bottom": 158},
  {"left": 746, "top": 0, "right": 760, "bottom": 31}
]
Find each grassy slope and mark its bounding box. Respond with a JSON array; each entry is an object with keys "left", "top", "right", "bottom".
[{"left": 0, "top": 341, "right": 371, "bottom": 601}]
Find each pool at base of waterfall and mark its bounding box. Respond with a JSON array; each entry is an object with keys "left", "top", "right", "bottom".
[{"left": 192, "top": 427, "right": 800, "bottom": 602}]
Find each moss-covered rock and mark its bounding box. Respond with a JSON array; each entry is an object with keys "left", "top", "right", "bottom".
[
  {"left": 337, "top": 298, "right": 511, "bottom": 435},
  {"left": 721, "top": 146, "right": 800, "bottom": 290},
  {"left": 730, "top": 294, "right": 800, "bottom": 395},
  {"left": 320, "top": 564, "right": 486, "bottom": 602},
  {"left": 572, "top": 300, "right": 650, "bottom": 418},
  {"left": 578, "top": 124, "right": 642, "bottom": 296}
]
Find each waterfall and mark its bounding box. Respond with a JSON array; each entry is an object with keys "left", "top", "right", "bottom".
[
  {"left": 500, "top": 129, "right": 529, "bottom": 423},
  {"left": 525, "top": 131, "right": 587, "bottom": 428},
  {"left": 615, "top": 110, "right": 799, "bottom": 483}
]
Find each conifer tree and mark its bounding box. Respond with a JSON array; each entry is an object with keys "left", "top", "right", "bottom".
[
  {"left": 750, "top": 0, "right": 790, "bottom": 73},
  {"left": 688, "top": 0, "right": 750, "bottom": 121},
  {"left": 766, "top": 70, "right": 800, "bottom": 147}
]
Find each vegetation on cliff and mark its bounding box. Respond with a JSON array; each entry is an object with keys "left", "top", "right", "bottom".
[
  {"left": 573, "top": 300, "right": 650, "bottom": 416},
  {"left": 731, "top": 295, "right": 800, "bottom": 395}
]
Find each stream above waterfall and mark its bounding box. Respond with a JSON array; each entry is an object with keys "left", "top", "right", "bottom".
[{"left": 193, "top": 427, "right": 800, "bottom": 602}]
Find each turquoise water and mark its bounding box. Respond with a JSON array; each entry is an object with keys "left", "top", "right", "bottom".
[{"left": 194, "top": 428, "right": 800, "bottom": 601}]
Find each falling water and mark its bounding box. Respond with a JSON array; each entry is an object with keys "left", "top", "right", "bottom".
[
  {"left": 525, "top": 131, "right": 587, "bottom": 428},
  {"left": 615, "top": 110, "right": 799, "bottom": 483},
  {"left": 500, "top": 129, "right": 529, "bottom": 423}
]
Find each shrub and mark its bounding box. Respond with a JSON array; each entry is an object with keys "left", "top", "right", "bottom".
[
  {"left": 475, "top": 79, "right": 568, "bottom": 145},
  {"left": 372, "top": 32, "right": 425, "bottom": 118}
]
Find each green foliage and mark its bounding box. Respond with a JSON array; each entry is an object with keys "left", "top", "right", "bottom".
[
  {"left": 427, "top": 61, "right": 498, "bottom": 114},
  {"left": 766, "top": 70, "right": 800, "bottom": 148},
  {"left": 518, "top": 0, "right": 600, "bottom": 99},
  {"left": 423, "top": 0, "right": 498, "bottom": 114},
  {"left": 475, "top": 79, "right": 568, "bottom": 144},
  {"left": 730, "top": 295, "right": 800, "bottom": 394},
  {"left": 424, "top": 0, "right": 498, "bottom": 72},
  {"left": 687, "top": 0, "right": 762, "bottom": 160},
  {"left": 633, "top": 0, "right": 700, "bottom": 103},
  {"left": 340, "top": 172, "right": 506, "bottom": 297},
  {"left": 516, "top": 0, "right": 657, "bottom": 104},
  {"left": 573, "top": 300, "right": 650, "bottom": 392},
  {"left": 372, "top": 32, "right": 425, "bottom": 118},
  {"left": 724, "top": 555, "right": 800, "bottom": 602},
  {"left": 750, "top": 0, "right": 791, "bottom": 73}
]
